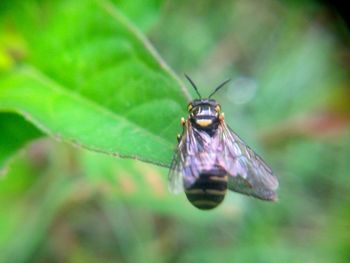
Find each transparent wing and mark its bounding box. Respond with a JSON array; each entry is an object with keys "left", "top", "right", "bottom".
[
  {"left": 168, "top": 148, "right": 184, "bottom": 194},
  {"left": 168, "top": 121, "right": 200, "bottom": 193},
  {"left": 219, "top": 122, "right": 279, "bottom": 201}
]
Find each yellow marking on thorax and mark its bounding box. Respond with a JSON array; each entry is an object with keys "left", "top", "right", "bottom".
[{"left": 196, "top": 119, "right": 212, "bottom": 127}]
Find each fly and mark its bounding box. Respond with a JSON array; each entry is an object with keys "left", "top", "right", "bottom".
[{"left": 169, "top": 75, "right": 279, "bottom": 210}]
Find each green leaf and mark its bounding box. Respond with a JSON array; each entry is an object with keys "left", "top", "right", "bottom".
[
  {"left": 0, "top": 0, "right": 190, "bottom": 167},
  {"left": 0, "top": 113, "right": 41, "bottom": 173},
  {"left": 112, "top": 0, "right": 165, "bottom": 31}
]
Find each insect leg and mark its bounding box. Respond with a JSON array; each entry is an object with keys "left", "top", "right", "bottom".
[
  {"left": 181, "top": 117, "right": 186, "bottom": 126},
  {"left": 219, "top": 112, "right": 225, "bottom": 122},
  {"left": 177, "top": 134, "right": 181, "bottom": 142}
]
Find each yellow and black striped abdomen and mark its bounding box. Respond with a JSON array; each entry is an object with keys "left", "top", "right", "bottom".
[{"left": 185, "top": 172, "right": 227, "bottom": 210}]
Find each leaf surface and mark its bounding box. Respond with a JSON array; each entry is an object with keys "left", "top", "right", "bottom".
[{"left": 0, "top": 0, "right": 190, "bottom": 167}]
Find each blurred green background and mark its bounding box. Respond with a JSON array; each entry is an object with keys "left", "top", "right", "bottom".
[{"left": 1, "top": 0, "right": 350, "bottom": 262}]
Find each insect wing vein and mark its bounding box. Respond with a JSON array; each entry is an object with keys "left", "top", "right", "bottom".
[{"left": 219, "top": 123, "right": 279, "bottom": 201}]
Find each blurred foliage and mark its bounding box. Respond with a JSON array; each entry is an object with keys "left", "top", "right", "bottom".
[{"left": 1, "top": 0, "right": 350, "bottom": 263}]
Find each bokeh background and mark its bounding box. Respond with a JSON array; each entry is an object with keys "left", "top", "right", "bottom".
[{"left": 1, "top": 0, "right": 350, "bottom": 262}]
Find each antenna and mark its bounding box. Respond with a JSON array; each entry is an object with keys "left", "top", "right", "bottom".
[
  {"left": 184, "top": 74, "right": 201, "bottom": 98},
  {"left": 208, "top": 79, "right": 231, "bottom": 98}
]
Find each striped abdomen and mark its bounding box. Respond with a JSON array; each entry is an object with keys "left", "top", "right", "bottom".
[{"left": 185, "top": 171, "right": 227, "bottom": 210}]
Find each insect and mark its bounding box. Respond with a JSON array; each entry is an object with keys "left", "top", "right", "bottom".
[{"left": 169, "top": 75, "right": 279, "bottom": 210}]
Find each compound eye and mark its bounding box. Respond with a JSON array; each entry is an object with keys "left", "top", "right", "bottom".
[
  {"left": 188, "top": 104, "right": 193, "bottom": 112},
  {"left": 192, "top": 107, "right": 201, "bottom": 116},
  {"left": 215, "top": 105, "right": 221, "bottom": 113}
]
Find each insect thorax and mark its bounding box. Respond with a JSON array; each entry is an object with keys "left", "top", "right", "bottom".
[{"left": 189, "top": 99, "right": 221, "bottom": 135}]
